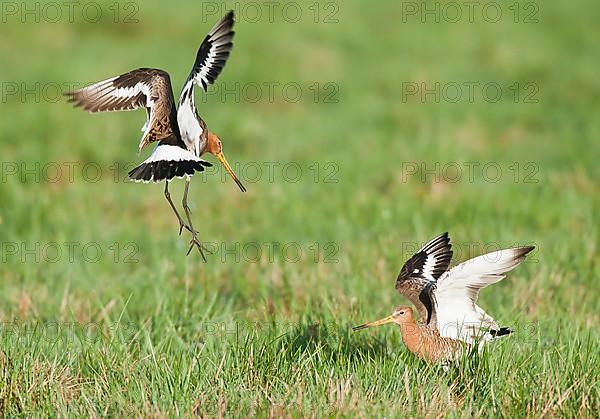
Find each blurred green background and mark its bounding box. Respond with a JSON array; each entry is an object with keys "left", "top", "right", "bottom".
[{"left": 0, "top": 0, "right": 598, "bottom": 416}]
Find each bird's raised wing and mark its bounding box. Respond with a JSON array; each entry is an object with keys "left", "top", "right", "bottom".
[
  {"left": 66, "top": 68, "right": 178, "bottom": 151},
  {"left": 395, "top": 232, "right": 453, "bottom": 324},
  {"left": 177, "top": 11, "right": 235, "bottom": 154},
  {"left": 180, "top": 11, "right": 235, "bottom": 96},
  {"left": 433, "top": 246, "right": 534, "bottom": 343}
]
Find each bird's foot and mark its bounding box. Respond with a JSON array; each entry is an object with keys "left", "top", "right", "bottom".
[{"left": 186, "top": 234, "right": 213, "bottom": 261}]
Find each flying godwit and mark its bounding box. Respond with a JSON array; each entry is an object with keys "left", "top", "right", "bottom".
[
  {"left": 353, "top": 232, "right": 534, "bottom": 363},
  {"left": 65, "top": 11, "right": 245, "bottom": 260}
]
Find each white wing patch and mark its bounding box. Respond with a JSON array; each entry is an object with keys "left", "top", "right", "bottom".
[
  {"left": 71, "top": 78, "right": 151, "bottom": 114},
  {"left": 106, "top": 83, "right": 154, "bottom": 143},
  {"left": 421, "top": 254, "right": 439, "bottom": 281},
  {"left": 113, "top": 84, "right": 150, "bottom": 100},
  {"left": 194, "top": 46, "right": 221, "bottom": 90}
]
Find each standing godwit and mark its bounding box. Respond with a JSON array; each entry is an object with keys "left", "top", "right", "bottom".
[
  {"left": 353, "top": 232, "right": 534, "bottom": 363},
  {"left": 65, "top": 11, "right": 245, "bottom": 260}
]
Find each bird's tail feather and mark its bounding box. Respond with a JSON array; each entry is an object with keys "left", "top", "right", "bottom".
[{"left": 477, "top": 326, "right": 512, "bottom": 354}]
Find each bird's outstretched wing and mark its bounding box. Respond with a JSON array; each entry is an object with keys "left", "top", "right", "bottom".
[
  {"left": 180, "top": 11, "right": 235, "bottom": 96},
  {"left": 433, "top": 246, "right": 534, "bottom": 343},
  {"left": 177, "top": 11, "right": 235, "bottom": 154},
  {"left": 395, "top": 232, "right": 453, "bottom": 324},
  {"left": 66, "top": 68, "right": 178, "bottom": 151}
]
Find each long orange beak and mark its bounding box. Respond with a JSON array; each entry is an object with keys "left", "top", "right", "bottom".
[
  {"left": 216, "top": 151, "right": 246, "bottom": 192},
  {"left": 352, "top": 315, "right": 395, "bottom": 331}
]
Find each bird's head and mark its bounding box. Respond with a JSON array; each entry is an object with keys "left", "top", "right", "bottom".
[
  {"left": 352, "top": 306, "right": 415, "bottom": 331},
  {"left": 207, "top": 132, "right": 246, "bottom": 192}
]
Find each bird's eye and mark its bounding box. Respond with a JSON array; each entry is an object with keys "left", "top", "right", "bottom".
[{"left": 399, "top": 311, "right": 404, "bottom": 315}]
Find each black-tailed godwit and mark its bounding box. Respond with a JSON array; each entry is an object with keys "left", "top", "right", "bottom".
[
  {"left": 353, "top": 232, "right": 534, "bottom": 363},
  {"left": 66, "top": 11, "right": 245, "bottom": 260}
]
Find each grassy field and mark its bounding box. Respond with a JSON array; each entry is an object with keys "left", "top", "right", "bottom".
[{"left": 1, "top": 0, "right": 598, "bottom": 416}]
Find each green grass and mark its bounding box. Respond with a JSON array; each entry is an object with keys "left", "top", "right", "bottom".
[{"left": 0, "top": 0, "right": 599, "bottom": 416}]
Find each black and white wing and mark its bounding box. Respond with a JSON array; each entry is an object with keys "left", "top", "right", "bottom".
[
  {"left": 66, "top": 68, "right": 179, "bottom": 151},
  {"left": 177, "top": 11, "right": 235, "bottom": 155},
  {"left": 181, "top": 10, "right": 235, "bottom": 94},
  {"left": 433, "top": 246, "right": 534, "bottom": 343},
  {"left": 395, "top": 232, "right": 453, "bottom": 324}
]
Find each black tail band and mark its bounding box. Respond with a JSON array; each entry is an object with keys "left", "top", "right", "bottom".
[
  {"left": 490, "top": 327, "right": 512, "bottom": 337},
  {"left": 128, "top": 160, "right": 210, "bottom": 183}
]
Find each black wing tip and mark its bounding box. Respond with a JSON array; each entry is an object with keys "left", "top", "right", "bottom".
[
  {"left": 213, "top": 10, "right": 235, "bottom": 31},
  {"left": 423, "top": 231, "right": 452, "bottom": 254},
  {"left": 438, "top": 231, "right": 451, "bottom": 244},
  {"left": 521, "top": 245, "right": 535, "bottom": 255},
  {"left": 426, "top": 232, "right": 451, "bottom": 247},
  {"left": 512, "top": 245, "right": 535, "bottom": 259}
]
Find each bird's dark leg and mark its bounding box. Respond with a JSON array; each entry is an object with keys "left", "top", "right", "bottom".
[
  {"left": 182, "top": 177, "right": 212, "bottom": 260},
  {"left": 164, "top": 181, "right": 193, "bottom": 236}
]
